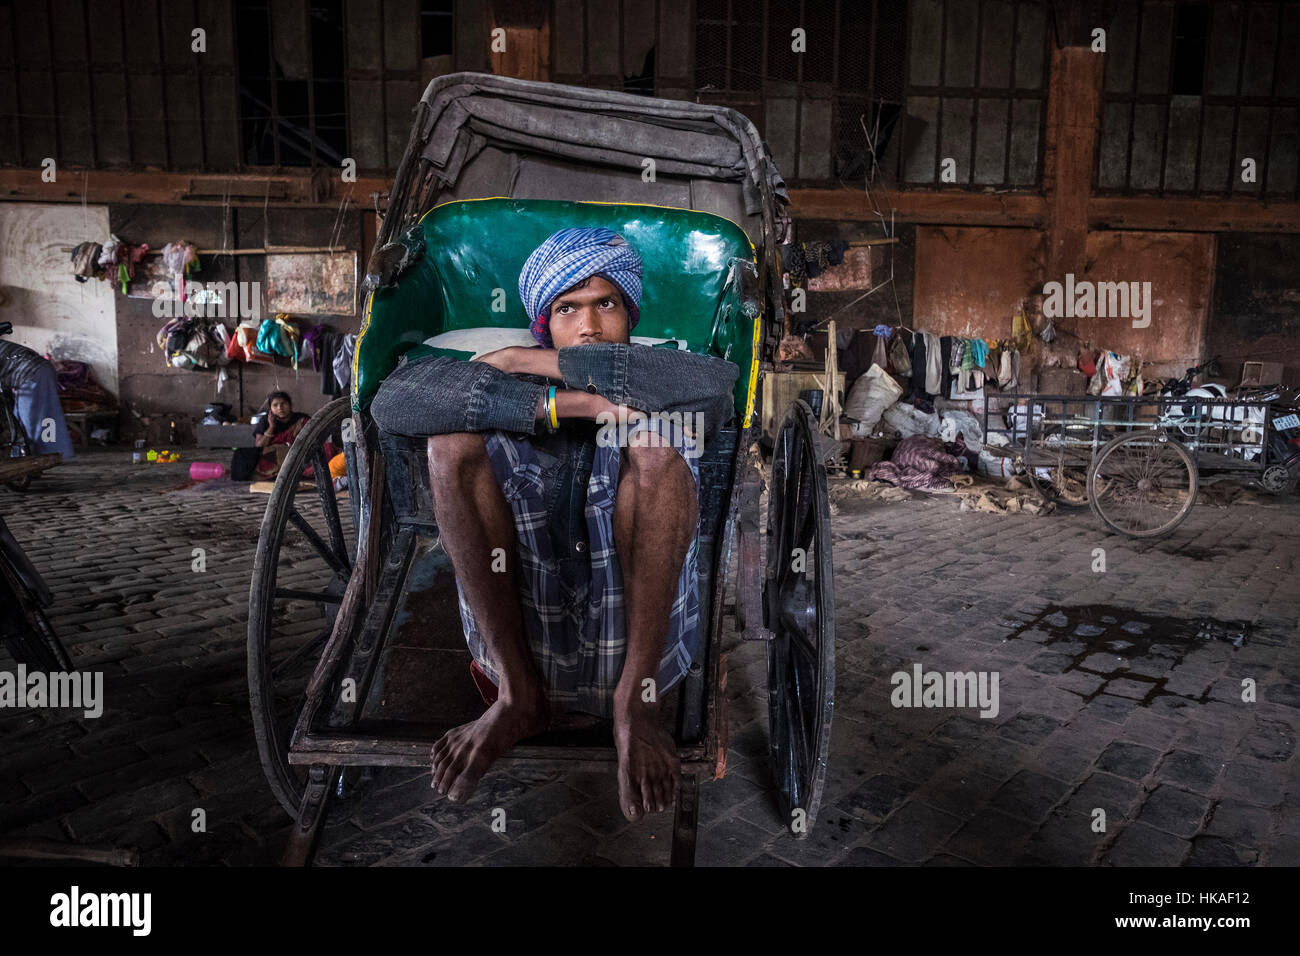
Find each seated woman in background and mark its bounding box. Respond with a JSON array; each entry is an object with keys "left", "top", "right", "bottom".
[
  {"left": 252, "top": 390, "right": 309, "bottom": 481},
  {"left": 0, "top": 337, "right": 76, "bottom": 460}
]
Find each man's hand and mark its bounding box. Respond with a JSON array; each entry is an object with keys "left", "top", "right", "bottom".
[{"left": 474, "top": 347, "right": 561, "bottom": 380}]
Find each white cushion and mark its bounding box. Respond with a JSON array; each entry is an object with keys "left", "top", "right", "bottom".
[{"left": 422, "top": 327, "right": 686, "bottom": 358}]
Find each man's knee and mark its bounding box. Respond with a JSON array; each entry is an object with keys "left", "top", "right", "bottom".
[
  {"left": 622, "top": 444, "right": 698, "bottom": 528},
  {"left": 624, "top": 442, "right": 692, "bottom": 487},
  {"left": 427, "top": 432, "right": 488, "bottom": 485}
]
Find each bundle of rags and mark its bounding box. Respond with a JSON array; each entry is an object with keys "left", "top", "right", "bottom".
[
  {"left": 868, "top": 434, "right": 973, "bottom": 492},
  {"left": 827, "top": 478, "right": 913, "bottom": 515},
  {"left": 955, "top": 476, "right": 1055, "bottom": 516}
]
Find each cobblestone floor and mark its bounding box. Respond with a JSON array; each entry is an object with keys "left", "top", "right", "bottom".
[{"left": 1, "top": 450, "right": 1297, "bottom": 866}]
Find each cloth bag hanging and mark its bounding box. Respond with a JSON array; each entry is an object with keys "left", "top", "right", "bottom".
[
  {"left": 888, "top": 332, "right": 912, "bottom": 377},
  {"left": 235, "top": 320, "right": 274, "bottom": 364}
]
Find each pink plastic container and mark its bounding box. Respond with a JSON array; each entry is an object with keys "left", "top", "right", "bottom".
[{"left": 189, "top": 461, "right": 226, "bottom": 481}]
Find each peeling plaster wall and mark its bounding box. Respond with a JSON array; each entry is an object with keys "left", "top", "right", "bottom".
[
  {"left": 1073, "top": 231, "right": 1215, "bottom": 377},
  {"left": 913, "top": 226, "right": 1045, "bottom": 338},
  {"left": 911, "top": 226, "right": 1214, "bottom": 379},
  {"left": 0, "top": 202, "right": 117, "bottom": 395}
]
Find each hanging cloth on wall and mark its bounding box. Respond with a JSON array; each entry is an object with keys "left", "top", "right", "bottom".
[
  {"left": 316, "top": 331, "right": 346, "bottom": 397},
  {"left": 161, "top": 241, "right": 201, "bottom": 302},
  {"left": 1012, "top": 303, "right": 1033, "bottom": 350},
  {"left": 802, "top": 240, "right": 850, "bottom": 278},
  {"left": 921, "top": 331, "right": 942, "bottom": 395},
  {"left": 997, "top": 349, "right": 1014, "bottom": 388},
  {"left": 332, "top": 333, "right": 357, "bottom": 393},
  {"left": 871, "top": 325, "right": 890, "bottom": 371},
  {"left": 939, "top": 336, "right": 956, "bottom": 397},
  {"left": 302, "top": 324, "right": 329, "bottom": 373},
  {"left": 257, "top": 314, "right": 302, "bottom": 370},
  {"left": 70, "top": 241, "right": 102, "bottom": 282},
  {"left": 961, "top": 338, "right": 989, "bottom": 391}
]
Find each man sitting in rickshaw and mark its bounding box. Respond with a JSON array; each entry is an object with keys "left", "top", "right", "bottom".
[{"left": 372, "top": 227, "right": 738, "bottom": 822}]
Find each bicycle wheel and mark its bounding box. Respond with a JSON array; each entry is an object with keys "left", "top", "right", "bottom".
[{"left": 1088, "top": 433, "right": 1198, "bottom": 538}]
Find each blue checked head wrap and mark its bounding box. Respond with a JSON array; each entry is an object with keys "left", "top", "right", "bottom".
[{"left": 518, "top": 227, "right": 643, "bottom": 347}]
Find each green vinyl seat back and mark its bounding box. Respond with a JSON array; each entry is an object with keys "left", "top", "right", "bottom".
[{"left": 353, "top": 198, "right": 760, "bottom": 417}]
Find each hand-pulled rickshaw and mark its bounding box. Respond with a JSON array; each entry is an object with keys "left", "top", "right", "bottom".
[{"left": 246, "top": 73, "right": 836, "bottom": 865}]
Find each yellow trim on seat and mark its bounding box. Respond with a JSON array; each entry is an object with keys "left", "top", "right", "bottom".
[
  {"left": 351, "top": 290, "right": 374, "bottom": 410},
  {"left": 743, "top": 312, "right": 762, "bottom": 429},
  {"left": 418, "top": 195, "right": 512, "bottom": 225}
]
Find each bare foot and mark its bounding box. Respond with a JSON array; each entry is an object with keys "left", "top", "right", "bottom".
[
  {"left": 614, "top": 705, "right": 680, "bottom": 822},
  {"left": 430, "top": 694, "right": 548, "bottom": 803}
]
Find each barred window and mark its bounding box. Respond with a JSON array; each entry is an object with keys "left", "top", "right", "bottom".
[
  {"left": 1097, "top": 0, "right": 1300, "bottom": 198},
  {"left": 899, "top": 0, "right": 1050, "bottom": 189},
  {"left": 693, "top": 0, "right": 908, "bottom": 187}
]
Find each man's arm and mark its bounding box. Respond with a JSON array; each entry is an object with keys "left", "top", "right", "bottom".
[
  {"left": 370, "top": 355, "right": 546, "bottom": 437},
  {"left": 370, "top": 353, "right": 619, "bottom": 438},
  {"left": 482, "top": 344, "right": 740, "bottom": 430}
]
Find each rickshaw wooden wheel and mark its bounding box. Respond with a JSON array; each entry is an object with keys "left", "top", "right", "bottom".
[
  {"left": 765, "top": 400, "right": 835, "bottom": 837},
  {"left": 0, "top": 558, "right": 70, "bottom": 671},
  {"left": 1088, "top": 432, "right": 1198, "bottom": 538},
  {"left": 247, "top": 396, "right": 357, "bottom": 818}
]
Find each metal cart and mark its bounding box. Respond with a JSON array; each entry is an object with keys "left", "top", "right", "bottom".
[{"left": 984, "top": 392, "right": 1283, "bottom": 537}]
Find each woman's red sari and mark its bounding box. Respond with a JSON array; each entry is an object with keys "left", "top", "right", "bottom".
[{"left": 254, "top": 412, "right": 309, "bottom": 481}]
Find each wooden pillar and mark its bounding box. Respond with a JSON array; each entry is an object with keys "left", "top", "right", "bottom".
[
  {"left": 1042, "top": 46, "right": 1104, "bottom": 279},
  {"left": 488, "top": 0, "right": 551, "bottom": 81}
]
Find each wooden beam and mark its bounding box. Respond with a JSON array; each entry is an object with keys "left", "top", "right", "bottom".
[
  {"left": 0, "top": 168, "right": 391, "bottom": 208},
  {"left": 1088, "top": 196, "right": 1300, "bottom": 233},
  {"left": 10, "top": 168, "right": 1300, "bottom": 234},
  {"left": 787, "top": 185, "right": 1300, "bottom": 234},
  {"left": 787, "top": 187, "right": 1047, "bottom": 227}
]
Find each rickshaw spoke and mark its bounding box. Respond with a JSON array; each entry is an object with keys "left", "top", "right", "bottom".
[
  {"left": 782, "top": 430, "right": 805, "bottom": 545},
  {"left": 312, "top": 448, "right": 351, "bottom": 572},
  {"left": 1092, "top": 431, "right": 1198, "bottom": 538},
  {"left": 287, "top": 508, "right": 350, "bottom": 576},
  {"left": 794, "top": 455, "right": 818, "bottom": 551},
  {"left": 787, "top": 624, "right": 819, "bottom": 668},
  {"left": 786, "top": 653, "right": 811, "bottom": 790},
  {"left": 271, "top": 627, "right": 333, "bottom": 681},
  {"left": 274, "top": 586, "right": 342, "bottom": 605}
]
